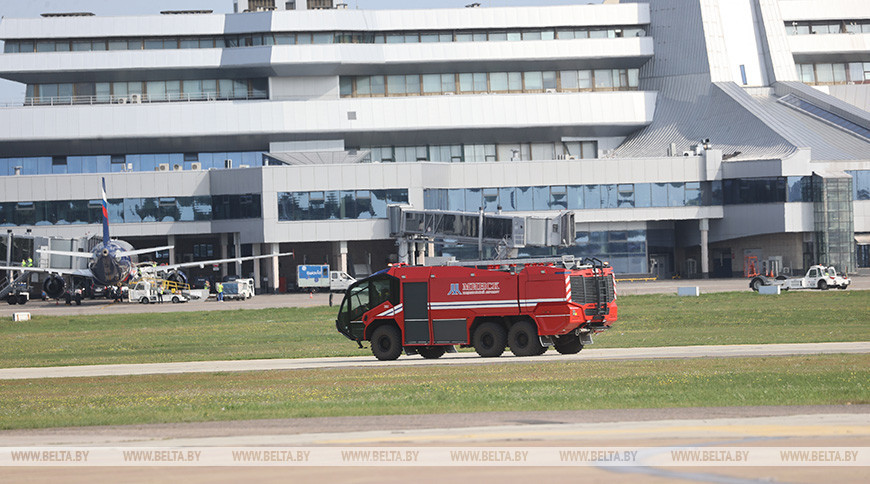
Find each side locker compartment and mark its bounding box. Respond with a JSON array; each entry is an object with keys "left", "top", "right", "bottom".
[{"left": 402, "top": 281, "right": 430, "bottom": 345}]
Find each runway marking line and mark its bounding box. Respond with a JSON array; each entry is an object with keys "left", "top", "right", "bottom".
[{"left": 318, "top": 424, "right": 870, "bottom": 445}]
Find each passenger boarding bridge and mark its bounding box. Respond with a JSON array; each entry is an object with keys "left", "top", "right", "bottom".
[{"left": 387, "top": 205, "right": 575, "bottom": 263}]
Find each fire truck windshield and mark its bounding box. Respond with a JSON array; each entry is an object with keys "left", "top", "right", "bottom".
[{"left": 336, "top": 274, "right": 399, "bottom": 339}]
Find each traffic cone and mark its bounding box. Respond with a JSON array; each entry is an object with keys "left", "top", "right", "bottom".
[{"left": 309, "top": 291, "right": 313, "bottom": 299}]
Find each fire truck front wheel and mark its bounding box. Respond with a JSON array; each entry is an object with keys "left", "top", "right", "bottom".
[
  {"left": 508, "top": 321, "right": 545, "bottom": 357},
  {"left": 371, "top": 325, "right": 403, "bottom": 361},
  {"left": 473, "top": 322, "right": 507, "bottom": 358}
]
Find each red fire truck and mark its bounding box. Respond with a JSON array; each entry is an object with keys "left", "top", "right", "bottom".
[{"left": 335, "top": 255, "right": 617, "bottom": 360}]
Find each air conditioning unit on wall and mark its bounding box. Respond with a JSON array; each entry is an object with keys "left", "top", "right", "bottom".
[
  {"left": 156, "top": 163, "right": 170, "bottom": 172},
  {"left": 190, "top": 162, "right": 202, "bottom": 170}
]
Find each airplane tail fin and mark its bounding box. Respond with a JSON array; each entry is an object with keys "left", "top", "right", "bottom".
[{"left": 101, "top": 177, "right": 111, "bottom": 245}]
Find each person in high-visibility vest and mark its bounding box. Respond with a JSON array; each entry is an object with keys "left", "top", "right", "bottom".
[
  {"left": 26, "top": 257, "right": 33, "bottom": 267},
  {"left": 216, "top": 282, "right": 224, "bottom": 302},
  {"left": 157, "top": 285, "right": 164, "bottom": 304}
]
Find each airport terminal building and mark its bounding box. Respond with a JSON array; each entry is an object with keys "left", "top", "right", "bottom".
[{"left": 1, "top": 0, "right": 869, "bottom": 292}]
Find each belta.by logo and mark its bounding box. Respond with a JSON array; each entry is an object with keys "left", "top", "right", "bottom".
[{"left": 447, "top": 283, "right": 462, "bottom": 295}]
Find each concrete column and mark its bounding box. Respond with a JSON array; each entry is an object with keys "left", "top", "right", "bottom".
[
  {"left": 219, "top": 233, "right": 228, "bottom": 278},
  {"left": 269, "top": 243, "right": 279, "bottom": 293},
  {"left": 5, "top": 230, "right": 11, "bottom": 283},
  {"left": 233, "top": 232, "right": 241, "bottom": 277},
  {"left": 252, "top": 243, "right": 262, "bottom": 293},
  {"left": 415, "top": 242, "right": 424, "bottom": 266},
  {"left": 338, "top": 241, "right": 348, "bottom": 273},
  {"left": 167, "top": 235, "right": 176, "bottom": 265},
  {"left": 700, "top": 218, "right": 710, "bottom": 278},
  {"left": 398, "top": 240, "right": 409, "bottom": 265}
]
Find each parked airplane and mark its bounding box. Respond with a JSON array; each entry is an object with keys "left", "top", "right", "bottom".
[{"left": 1, "top": 178, "right": 291, "bottom": 299}]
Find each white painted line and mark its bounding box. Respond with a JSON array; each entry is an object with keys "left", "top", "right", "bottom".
[{"left": 0, "top": 342, "right": 867, "bottom": 380}]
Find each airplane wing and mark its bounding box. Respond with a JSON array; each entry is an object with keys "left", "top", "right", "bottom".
[
  {"left": 36, "top": 249, "right": 94, "bottom": 259},
  {"left": 0, "top": 265, "right": 94, "bottom": 278},
  {"left": 117, "top": 245, "right": 174, "bottom": 257},
  {"left": 138, "top": 252, "right": 294, "bottom": 273}
]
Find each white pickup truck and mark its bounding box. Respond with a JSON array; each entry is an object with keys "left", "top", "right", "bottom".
[{"left": 749, "top": 265, "right": 851, "bottom": 291}]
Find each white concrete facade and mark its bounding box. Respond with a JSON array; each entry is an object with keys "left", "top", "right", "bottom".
[{"left": 0, "top": 0, "right": 869, "bottom": 281}]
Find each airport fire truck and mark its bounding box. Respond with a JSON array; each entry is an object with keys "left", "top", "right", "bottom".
[{"left": 335, "top": 255, "right": 617, "bottom": 360}]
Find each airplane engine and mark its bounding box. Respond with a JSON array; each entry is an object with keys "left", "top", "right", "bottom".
[
  {"left": 43, "top": 275, "right": 65, "bottom": 299},
  {"left": 165, "top": 270, "right": 188, "bottom": 286}
]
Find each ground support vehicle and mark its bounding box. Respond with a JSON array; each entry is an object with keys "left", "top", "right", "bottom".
[
  {"left": 222, "top": 278, "right": 254, "bottom": 300},
  {"left": 129, "top": 279, "right": 190, "bottom": 304},
  {"left": 4, "top": 283, "right": 30, "bottom": 305},
  {"left": 336, "top": 255, "right": 617, "bottom": 360},
  {"left": 297, "top": 265, "right": 356, "bottom": 292},
  {"left": 749, "top": 265, "right": 851, "bottom": 291}
]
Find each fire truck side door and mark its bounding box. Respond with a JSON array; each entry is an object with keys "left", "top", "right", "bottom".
[{"left": 403, "top": 282, "right": 430, "bottom": 344}]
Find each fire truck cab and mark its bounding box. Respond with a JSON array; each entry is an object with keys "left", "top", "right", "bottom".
[{"left": 335, "top": 256, "right": 617, "bottom": 360}]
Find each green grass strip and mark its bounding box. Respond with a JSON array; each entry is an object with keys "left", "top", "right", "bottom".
[
  {"left": 0, "top": 354, "right": 866, "bottom": 430},
  {"left": 1, "top": 291, "right": 868, "bottom": 368}
]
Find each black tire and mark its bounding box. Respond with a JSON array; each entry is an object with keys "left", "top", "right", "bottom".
[
  {"left": 818, "top": 280, "right": 828, "bottom": 290},
  {"left": 473, "top": 322, "right": 507, "bottom": 358},
  {"left": 140, "top": 297, "right": 149, "bottom": 304},
  {"left": 838, "top": 285, "right": 847, "bottom": 290},
  {"left": 172, "top": 296, "right": 180, "bottom": 303},
  {"left": 508, "top": 321, "right": 544, "bottom": 357},
  {"left": 418, "top": 346, "right": 447, "bottom": 359},
  {"left": 749, "top": 278, "right": 762, "bottom": 292},
  {"left": 7, "top": 295, "right": 17, "bottom": 305},
  {"left": 74, "top": 295, "right": 82, "bottom": 306},
  {"left": 370, "top": 325, "right": 403, "bottom": 361},
  {"left": 17, "top": 294, "right": 28, "bottom": 305},
  {"left": 554, "top": 335, "right": 583, "bottom": 355}
]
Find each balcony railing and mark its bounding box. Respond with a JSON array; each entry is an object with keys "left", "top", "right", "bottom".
[{"left": 1, "top": 91, "right": 269, "bottom": 108}]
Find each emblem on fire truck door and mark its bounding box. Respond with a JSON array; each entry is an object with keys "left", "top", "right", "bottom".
[{"left": 447, "top": 283, "right": 462, "bottom": 296}]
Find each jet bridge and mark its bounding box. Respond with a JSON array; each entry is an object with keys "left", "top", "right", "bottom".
[{"left": 388, "top": 206, "right": 575, "bottom": 263}]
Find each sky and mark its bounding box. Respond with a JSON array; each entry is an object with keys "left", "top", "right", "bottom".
[{"left": 0, "top": 0, "right": 603, "bottom": 101}]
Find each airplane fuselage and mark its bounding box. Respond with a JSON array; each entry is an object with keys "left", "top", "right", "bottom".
[{"left": 87, "top": 241, "right": 133, "bottom": 287}]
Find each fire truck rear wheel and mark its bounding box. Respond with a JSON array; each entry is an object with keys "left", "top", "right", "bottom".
[
  {"left": 554, "top": 335, "right": 583, "bottom": 355},
  {"left": 473, "top": 322, "right": 506, "bottom": 358},
  {"left": 371, "top": 325, "right": 403, "bottom": 361},
  {"left": 508, "top": 321, "right": 545, "bottom": 357},
  {"left": 418, "top": 346, "right": 446, "bottom": 359}
]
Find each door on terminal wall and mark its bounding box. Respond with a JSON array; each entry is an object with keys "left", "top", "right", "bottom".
[
  {"left": 648, "top": 254, "right": 670, "bottom": 279},
  {"left": 858, "top": 244, "right": 870, "bottom": 268},
  {"left": 712, "top": 249, "right": 732, "bottom": 278}
]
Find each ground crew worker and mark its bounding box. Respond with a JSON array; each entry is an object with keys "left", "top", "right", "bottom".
[
  {"left": 216, "top": 282, "right": 224, "bottom": 302},
  {"left": 157, "top": 285, "right": 164, "bottom": 304},
  {"left": 27, "top": 257, "right": 32, "bottom": 267}
]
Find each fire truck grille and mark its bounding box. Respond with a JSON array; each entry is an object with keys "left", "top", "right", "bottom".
[{"left": 570, "top": 275, "right": 615, "bottom": 305}]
